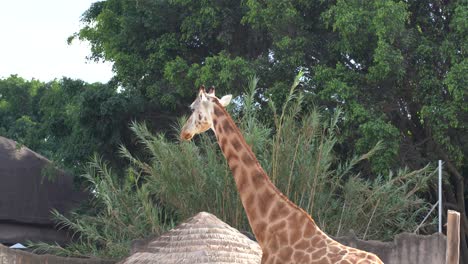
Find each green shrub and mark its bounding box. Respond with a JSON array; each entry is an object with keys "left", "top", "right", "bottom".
[
  {"left": 29, "top": 155, "right": 172, "bottom": 259},
  {"left": 121, "top": 74, "right": 435, "bottom": 241},
  {"left": 30, "top": 75, "right": 436, "bottom": 259}
]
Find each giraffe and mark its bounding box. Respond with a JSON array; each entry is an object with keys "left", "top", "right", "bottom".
[{"left": 180, "top": 86, "right": 384, "bottom": 264}]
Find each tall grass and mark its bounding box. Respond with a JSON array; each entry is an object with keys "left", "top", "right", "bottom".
[
  {"left": 120, "top": 74, "right": 435, "bottom": 240},
  {"left": 29, "top": 155, "right": 172, "bottom": 259},
  {"left": 30, "top": 74, "right": 436, "bottom": 259}
]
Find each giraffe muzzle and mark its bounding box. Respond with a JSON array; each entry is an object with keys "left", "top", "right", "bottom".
[{"left": 181, "top": 131, "right": 193, "bottom": 141}]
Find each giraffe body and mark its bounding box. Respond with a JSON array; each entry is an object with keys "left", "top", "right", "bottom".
[{"left": 181, "top": 87, "right": 383, "bottom": 264}]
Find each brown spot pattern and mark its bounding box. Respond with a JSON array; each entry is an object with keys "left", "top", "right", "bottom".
[
  {"left": 268, "top": 204, "right": 280, "bottom": 221},
  {"left": 269, "top": 201, "right": 291, "bottom": 221},
  {"left": 294, "top": 240, "right": 310, "bottom": 250},
  {"left": 330, "top": 254, "right": 343, "bottom": 263},
  {"left": 251, "top": 171, "right": 264, "bottom": 189},
  {"left": 311, "top": 236, "right": 321, "bottom": 246},
  {"left": 356, "top": 252, "right": 367, "bottom": 259},
  {"left": 293, "top": 251, "right": 305, "bottom": 262},
  {"left": 261, "top": 252, "right": 269, "bottom": 263},
  {"left": 241, "top": 153, "right": 255, "bottom": 167},
  {"left": 276, "top": 202, "right": 291, "bottom": 218},
  {"left": 311, "top": 248, "right": 327, "bottom": 259},
  {"left": 245, "top": 193, "right": 255, "bottom": 206},
  {"left": 222, "top": 120, "right": 234, "bottom": 133},
  {"left": 220, "top": 137, "right": 228, "bottom": 151},
  {"left": 303, "top": 222, "right": 317, "bottom": 238},
  {"left": 270, "top": 236, "right": 280, "bottom": 252},
  {"left": 338, "top": 250, "right": 348, "bottom": 255},
  {"left": 277, "top": 231, "right": 289, "bottom": 245},
  {"left": 270, "top": 220, "right": 287, "bottom": 231},
  {"left": 230, "top": 164, "right": 238, "bottom": 175},
  {"left": 213, "top": 106, "right": 223, "bottom": 117},
  {"left": 329, "top": 245, "right": 341, "bottom": 254},
  {"left": 288, "top": 226, "right": 302, "bottom": 244},
  {"left": 246, "top": 203, "right": 258, "bottom": 220},
  {"left": 257, "top": 190, "right": 275, "bottom": 216},
  {"left": 315, "top": 240, "right": 326, "bottom": 249},
  {"left": 236, "top": 169, "right": 248, "bottom": 192},
  {"left": 256, "top": 221, "right": 267, "bottom": 232},
  {"left": 278, "top": 246, "right": 293, "bottom": 261},
  {"left": 216, "top": 124, "right": 223, "bottom": 134},
  {"left": 225, "top": 149, "right": 239, "bottom": 162},
  {"left": 301, "top": 254, "right": 311, "bottom": 263},
  {"left": 231, "top": 137, "right": 242, "bottom": 152}
]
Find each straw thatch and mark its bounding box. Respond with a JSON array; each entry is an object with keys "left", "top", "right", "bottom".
[
  {"left": 0, "top": 136, "right": 88, "bottom": 244},
  {"left": 120, "top": 212, "right": 262, "bottom": 264}
]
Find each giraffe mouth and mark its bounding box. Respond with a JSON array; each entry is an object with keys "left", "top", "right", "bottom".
[{"left": 181, "top": 131, "right": 194, "bottom": 141}]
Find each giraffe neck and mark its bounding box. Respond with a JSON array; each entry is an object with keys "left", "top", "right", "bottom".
[
  {"left": 209, "top": 104, "right": 383, "bottom": 263},
  {"left": 210, "top": 103, "right": 322, "bottom": 247}
]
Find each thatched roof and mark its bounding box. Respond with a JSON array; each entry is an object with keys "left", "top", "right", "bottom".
[
  {"left": 120, "top": 212, "right": 262, "bottom": 264},
  {"left": 0, "top": 136, "right": 88, "bottom": 243}
]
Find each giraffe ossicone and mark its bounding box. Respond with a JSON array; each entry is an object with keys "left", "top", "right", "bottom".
[{"left": 180, "top": 86, "right": 383, "bottom": 264}]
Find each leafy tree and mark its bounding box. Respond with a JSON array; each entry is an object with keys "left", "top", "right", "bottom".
[
  {"left": 74, "top": 0, "right": 468, "bottom": 259},
  {"left": 314, "top": 2, "right": 468, "bottom": 260},
  {"left": 4, "top": 0, "right": 464, "bottom": 259},
  {"left": 71, "top": 0, "right": 262, "bottom": 113},
  {"left": 0, "top": 76, "right": 145, "bottom": 174},
  {"left": 29, "top": 80, "right": 435, "bottom": 259},
  {"left": 39, "top": 78, "right": 145, "bottom": 171},
  {"left": 0, "top": 75, "right": 46, "bottom": 151}
]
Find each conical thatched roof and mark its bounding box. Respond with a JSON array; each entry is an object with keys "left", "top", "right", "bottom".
[{"left": 120, "top": 212, "right": 262, "bottom": 264}]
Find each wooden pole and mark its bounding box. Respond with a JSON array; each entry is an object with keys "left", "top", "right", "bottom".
[{"left": 446, "top": 210, "right": 460, "bottom": 264}]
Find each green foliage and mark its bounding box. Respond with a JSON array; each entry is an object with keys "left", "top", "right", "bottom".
[
  {"left": 72, "top": 0, "right": 467, "bottom": 177},
  {"left": 260, "top": 75, "right": 434, "bottom": 240},
  {"left": 128, "top": 77, "right": 435, "bottom": 243},
  {"left": 71, "top": 0, "right": 267, "bottom": 112},
  {"left": 0, "top": 75, "right": 45, "bottom": 151},
  {"left": 445, "top": 59, "right": 468, "bottom": 110},
  {"left": 0, "top": 76, "right": 144, "bottom": 174},
  {"left": 123, "top": 121, "right": 248, "bottom": 227},
  {"left": 5, "top": 0, "right": 467, "bottom": 258},
  {"left": 27, "top": 76, "right": 435, "bottom": 259},
  {"left": 29, "top": 155, "right": 172, "bottom": 259},
  {"left": 355, "top": 119, "right": 400, "bottom": 174}
]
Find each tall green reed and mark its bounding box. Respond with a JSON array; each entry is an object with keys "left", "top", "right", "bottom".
[
  {"left": 29, "top": 155, "right": 172, "bottom": 259},
  {"left": 29, "top": 74, "right": 436, "bottom": 259}
]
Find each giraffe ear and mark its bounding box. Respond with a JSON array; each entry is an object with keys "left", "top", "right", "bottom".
[{"left": 219, "top": 95, "right": 232, "bottom": 107}]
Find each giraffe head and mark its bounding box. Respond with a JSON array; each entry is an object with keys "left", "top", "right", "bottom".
[{"left": 180, "top": 86, "right": 232, "bottom": 141}]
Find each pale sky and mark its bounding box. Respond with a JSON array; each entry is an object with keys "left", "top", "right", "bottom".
[{"left": 0, "top": 0, "right": 113, "bottom": 83}]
